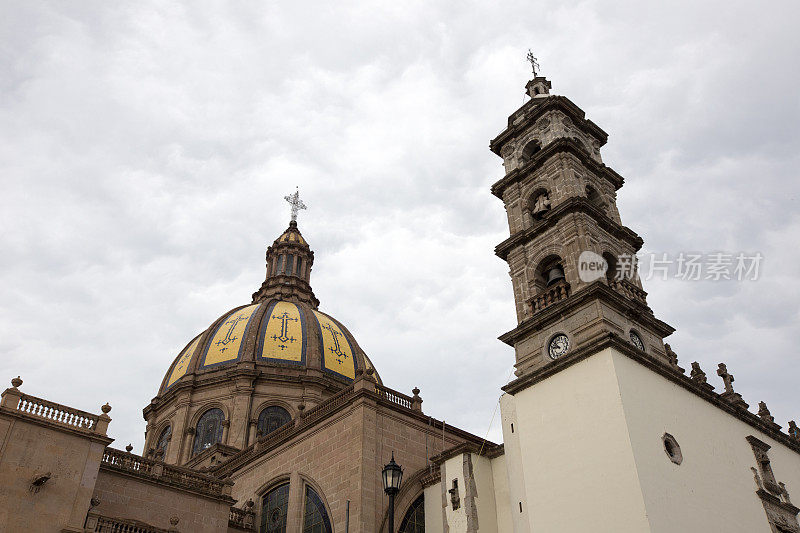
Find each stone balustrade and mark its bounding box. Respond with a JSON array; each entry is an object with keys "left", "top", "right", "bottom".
[
  {"left": 229, "top": 506, "right": 255, "bottom": 530},
  {"left": 375, "top": 384, "right": 414, "bottom": 410},
  {"left": 608, "top": 277, "right": 648, "bottom": 305},
  {"left": 529, "top": 280, "right": 570, "bottom": 313},
  {"left": 101, "top": 447, "right": 232, "bottom": 499},
  {"left": 0, "top": 377, "right": 110, "bottom": 436},
  {"left": 86, "top": 513, "right": 172, "bottom": 533}
]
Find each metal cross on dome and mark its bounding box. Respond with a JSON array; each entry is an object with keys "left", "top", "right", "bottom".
[
  {"left": 284, "top": 187, "right": 307, "bottom": 222},
  {"left": 526, "top": 49, "right": 540, "bottom": 77}
]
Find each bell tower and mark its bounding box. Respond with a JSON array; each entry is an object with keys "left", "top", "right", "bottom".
[{"left": 491, "top": 71, "right": 675, "bottom": 378}]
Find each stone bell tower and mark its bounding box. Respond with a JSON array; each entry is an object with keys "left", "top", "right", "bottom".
[{"left": 490, "top": 73, "right": 675, "bottom": 378}]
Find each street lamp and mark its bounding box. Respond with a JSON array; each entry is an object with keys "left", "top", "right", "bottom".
[{"left": 382, "top": 452, "right": 403, "bottom": 532}]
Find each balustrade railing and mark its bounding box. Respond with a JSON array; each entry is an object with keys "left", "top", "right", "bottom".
[
  {"left": 14, "top": 393, "right": 98, "bottom": 432},
  {"left": 101, "top": 447, "right": 231, "bottom": 498},
  {"left": 229, "top": 506, "right": 255, "bottom": 530},
  {"left": 608, "top": 277, "right": 648, "bottom": 305},
  {"left": 89, "top": 514, "right": 170, "bottom": 533},
  {"left": 530, "top": 280, "right": 570, "bottom": 313},
  {"left": 375, "top": 384, "right": 413, "bottom": 410},
  {"left": 103, "top": 448, "right": 153, "bottom": 476}
]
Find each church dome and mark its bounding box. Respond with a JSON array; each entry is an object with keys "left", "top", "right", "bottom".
[
  {"left": 156, "top": 212, "right": 380, "bottom": 396},
  {"left": 158, "top": 298, "right": 380, "bottom": 395}
]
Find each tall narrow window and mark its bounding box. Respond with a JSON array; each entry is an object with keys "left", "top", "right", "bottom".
[
  {"left": 285, "top": 255, "right": 294, "bottom": 276},
  {"left": 155, "top": 425, "right": 171, "bottom": 458},
  {"left": 276, "top": 255, "right": 285, "bottom": 275},
  {"left": 257, "top": 406, "right": 291, "bottom": 438},
  {"left": 261, "top": 483, "right": 289, "bottom": 533},
  {"left": 399, "top": 495, "right": 425, "bottom": 533},
  {"left": 192, "top": 408, "right": 224, "bottom": 455},
  {"left": 295, "top": 257, "right": 302, "bottom": 277},
  {"left": 303, "top": 486, "right": 332, "bottom": 533}
]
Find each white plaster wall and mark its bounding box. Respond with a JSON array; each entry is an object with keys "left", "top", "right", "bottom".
[
  {"left": 424, "top": 483, "right": 444, "bottom": 533},
  {"left": 613, "top": 350, "right": 800, "bottom": 533},
  {"left": 443, "top": 455, "right": 468, "bottom": 532},
  {"left": 499, "top": 393, "right": 531, "bottom": 533},
  {"left": 471, "top": 454, "right": 499, "bottom": 533},
  {"left": 506, "top": 348, "right": 652, "bottom": 532},
  {"left": 490, "top": 454, "right": 513, "bottom": 532}
]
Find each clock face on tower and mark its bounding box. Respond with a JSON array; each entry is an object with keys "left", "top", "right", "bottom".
[
  {"left": 629, "top": 331, "right": 645, "bottom": 351},
  {"left": 548, "top": 334, "right": 570, "bottom": 360}
]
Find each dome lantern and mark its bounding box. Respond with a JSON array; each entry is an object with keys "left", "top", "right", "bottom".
[{"left": 252, "top": 188, "right": 318, "bottom": 308}]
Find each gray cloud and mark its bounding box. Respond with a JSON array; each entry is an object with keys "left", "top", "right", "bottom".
[{"left": 1, "top": 0, "right": 798, "bottom": 449}]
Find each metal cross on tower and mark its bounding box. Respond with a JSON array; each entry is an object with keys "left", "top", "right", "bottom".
[
  {"left": 526, "top": 49, "right": 540, "bottom": 77},
  {"left": 284, "top": 187, "right": 307, "bottom": 222}
]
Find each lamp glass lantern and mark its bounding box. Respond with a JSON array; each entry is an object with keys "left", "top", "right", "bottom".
[{"left": 382, "top": 453, "right": 403, "bottom": 495}]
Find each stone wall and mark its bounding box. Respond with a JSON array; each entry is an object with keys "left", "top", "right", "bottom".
[
  {"left": 223, "top": 382, "right": 475, "bottom": 532},
  {"left": 92, "top": 467, "right": 232, "bottom": 532},
  {"left": 0, "top": 383, "right": 112, "bottom": 533}
]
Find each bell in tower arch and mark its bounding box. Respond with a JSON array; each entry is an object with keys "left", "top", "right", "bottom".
[{"left": 546, "top": 265, "right": 566, "bottom": 286}]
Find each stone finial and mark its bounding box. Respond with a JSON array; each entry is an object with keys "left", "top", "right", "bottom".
[
  {"left": 297, "top": 403, "right": 306, "bottom": 418},
  {"left": 690, "top": 362, "right": 707, "bottom": 384},
  {"left": 690, "top": 362, "right": 714, "bottom": 392},
  {"left": 11, "top": 376, "right": 22, "bottom": 389},
  {"left": 789, "top": 421, "right": 800, "bottom": 441},
  {"left": 170, "top": 516, "right": 180, "bottom": 526},
  {"left": 125, "top": 443, "right": 133, "bottom": 453},
  {"left": 411, "top": 387, "right": 423, "bottom": 412},
  {"left": 780, "top": 482, "right": 794, "bottom": 505},
  {"left": 716, "top": 363, "right": 749, "bottom": 409},
  {"left": 758, "top": 401, "right": 775, "bottom": 423},
  {"left": 101, "top": 403, "right": 112, "bottom": 414},
  {"left": 365, "top": 367, "right": 376, "bottom": 383},
  {"left": 665, "top": 344, "right": 678, "bottom": 366},
  {"left": 246, "top": 498, "right": 254, "bottom": 509}
]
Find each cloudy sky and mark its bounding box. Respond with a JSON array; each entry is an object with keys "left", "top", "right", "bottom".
[{"left": 1, "top": 1, "right": 798, "bottom": 451}]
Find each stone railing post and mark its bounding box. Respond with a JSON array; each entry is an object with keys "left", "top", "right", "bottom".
[
  {"left": 1, "top": 376, "right": 23, "bottom": 408},
  {"left": 411, "top": 387, "right": 423, "bottom": 412},
  {"left": 353, "top": 369, "right": 373, "bottom": 393},
  {"left": 95, "top": 403, "right": 112, "bottom": 436}
]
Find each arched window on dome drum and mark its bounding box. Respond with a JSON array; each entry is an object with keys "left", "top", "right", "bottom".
[
  {"left": 285, "top": 255, "right": 294, "bottom": 276},
  {"left": 302, "top": 485, "right": 332, "bottom": 533},
  {"left": 295, "top": 257, "right": 302, "bottom": 276},
  {"left": 276, "top": 255, "right": 284, "bottom": 276},
  {"left": 155, "top": 425, "right": 171, "bottom": 459},
  {"left": 257, "top": 406, "right": 291, "bottom": 438},
  {"left": 192, "top": 408, "right": 224, "bottom": 455},
  {"left": 260, "top": 483, "right": 289, "bottom": 533},
  {"left": 399, "top": 495, "right": 425, "bottom": 533}
]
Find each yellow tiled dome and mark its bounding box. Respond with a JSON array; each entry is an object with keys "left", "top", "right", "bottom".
[{"left": 159, "top": 299, "right": 379, "bottom": 394}]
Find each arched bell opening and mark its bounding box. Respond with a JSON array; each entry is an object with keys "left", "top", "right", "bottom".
[
  {"left": 527, "top": 187, "right": 551, "bottom": 221},
  {"left": 520, "top": 139, "right": 542, "bottom": 164}
]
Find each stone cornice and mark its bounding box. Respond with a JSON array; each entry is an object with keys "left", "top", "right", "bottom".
[
  {"left": 144, "top": 368, "right": 346, "bottom": 418},
  {"left": 211, "top": 381, "right": 494, "bottom": 477},
  {"left": 490, "top": 138, "right": 624, "bottom": 202},
  {"left": 498, "top": 281, "right": 674, "bottom": 347},
  {"left": 428, "top": 441, "right": 504, "bottom": 466},
  {"left": 490, "top": 96, "right": 609, "bottom": 156},
  {"left": 502, "top": 333, "right": 800, "bottom": 457},
  {"left": 494, "top": 196, "right": 643, "bottom": 261}
]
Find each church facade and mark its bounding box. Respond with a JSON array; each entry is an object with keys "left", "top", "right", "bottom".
[{"left": 2, "top": 73, "right": 800, "bottom": 533}]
